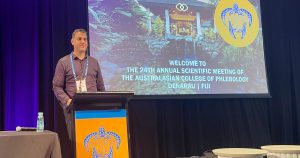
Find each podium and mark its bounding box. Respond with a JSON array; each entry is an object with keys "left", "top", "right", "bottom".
[{"left": 71, "top": 92, "right": 134, "bottom": 158}]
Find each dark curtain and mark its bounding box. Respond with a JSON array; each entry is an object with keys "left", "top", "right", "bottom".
[{"left": 1, "top": 0, "right": 300, "bottom": 158}]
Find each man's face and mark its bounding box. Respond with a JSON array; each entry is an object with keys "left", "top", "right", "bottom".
[{"left": 71, "top": 32, "right": 88, "bottom": 53}]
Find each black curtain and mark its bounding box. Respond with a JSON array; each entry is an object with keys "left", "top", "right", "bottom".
[{"left": 1, "top": 0, "right": 300, "bottom": 157}]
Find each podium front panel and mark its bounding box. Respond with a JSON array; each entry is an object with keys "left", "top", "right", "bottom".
[{"left": 74, "top": 109, "right": 129, "bottom": 158}]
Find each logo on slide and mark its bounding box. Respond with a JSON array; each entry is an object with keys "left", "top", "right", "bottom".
[
  {"left": 176, "top": 3, "right": 189, "bottom": 12},
  {"left": 84, "top": 127, "right": 121, "bottom": 158},
  {"left": 214, "top": 0, "right": 259, "bottom": 47}
]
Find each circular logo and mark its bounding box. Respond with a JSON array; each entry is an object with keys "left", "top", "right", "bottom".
[
  {"left": 214, "top": 0, "right": 259, "bottom": 47},
  {"left": 176, "top": 3, "right": 189, "bottom": 12}
]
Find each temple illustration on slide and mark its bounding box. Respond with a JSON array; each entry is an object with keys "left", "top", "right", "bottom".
[{"left": 138, "top": 0, "right": 215, "bottom": 40}]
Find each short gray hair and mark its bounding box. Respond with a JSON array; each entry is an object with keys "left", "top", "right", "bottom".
[{"left": 72, "top": 29, "right": 87, "bottom": 38}]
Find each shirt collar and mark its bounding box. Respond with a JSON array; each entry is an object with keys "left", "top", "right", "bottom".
[{"left": 72, "top": 52, "right": 87, "bottom": 60}]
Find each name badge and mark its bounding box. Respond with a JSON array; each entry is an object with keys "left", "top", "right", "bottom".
[{"left": 76, "top": 79, "right": 87, "bottom": 92}]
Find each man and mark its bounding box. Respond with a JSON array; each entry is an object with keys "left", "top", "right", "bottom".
[{"left": 52, "top": 29, "right": 105, "bottom": 157}]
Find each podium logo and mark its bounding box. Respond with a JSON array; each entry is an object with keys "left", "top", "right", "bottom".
[
  {"left": 84, "top": 127, "right": 121, "bottom": 158},
  {"left": 214, "top": 0, "right": 259, "bottom": 47}
]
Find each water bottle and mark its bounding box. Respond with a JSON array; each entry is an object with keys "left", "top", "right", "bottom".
[{"left": 37, "top": 112, "right": 44, "bottom": 132}]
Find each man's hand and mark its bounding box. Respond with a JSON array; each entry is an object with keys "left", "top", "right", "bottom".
[{"left": 66, "top": 99, "right": 72, "bottom": 106}]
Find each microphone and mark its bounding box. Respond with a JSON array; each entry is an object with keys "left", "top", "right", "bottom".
[{"left": 16, "top": 126, "right": 37, "bottom": 132}]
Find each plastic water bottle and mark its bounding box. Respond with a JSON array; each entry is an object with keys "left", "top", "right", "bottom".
[{"left": 37, "top": 112, "right": 44, "bottom": 132}]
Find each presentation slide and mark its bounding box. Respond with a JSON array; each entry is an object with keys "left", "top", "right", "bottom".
[{"left": 88, "top": 0, "right": 268, "bottom": 95}]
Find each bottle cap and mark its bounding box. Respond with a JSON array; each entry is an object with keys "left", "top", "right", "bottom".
[{"left": 38, "top": 112, "right": 43, "bottom": 116}]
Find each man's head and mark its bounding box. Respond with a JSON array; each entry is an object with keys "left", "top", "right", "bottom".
[{"left": 71, "top": 29, "right": 88, "bottom": 54}]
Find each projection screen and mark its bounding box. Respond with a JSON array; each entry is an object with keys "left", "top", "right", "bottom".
[{"left": 88, "top": 0, "right": 269, "bottom": 97}]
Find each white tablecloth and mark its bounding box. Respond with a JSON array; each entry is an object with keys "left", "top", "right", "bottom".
[
  {"left": 262, "top": 145, "right": 300, "bottom": 158},
  {"left": 213, "top": 148, "right": 267, "bottom": 158}
]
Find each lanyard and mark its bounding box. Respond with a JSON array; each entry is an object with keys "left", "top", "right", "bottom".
[{"left": 70, "top": 53, "right": 89, "bottom": 81}]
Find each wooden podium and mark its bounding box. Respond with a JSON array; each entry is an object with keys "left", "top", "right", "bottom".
[{"left": 71, "top": 92, "right": 134, "bottom": 158}]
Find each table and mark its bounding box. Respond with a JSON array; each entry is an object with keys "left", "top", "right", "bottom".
[
  {"left": 213, "top": 148, "right": 267, "bottom": 158},
  {"left": 0, "top": 130, "right": 62, "bottom": 158},
  {"left": 261, "top": 145, "right": 300, "bottom": 158}
]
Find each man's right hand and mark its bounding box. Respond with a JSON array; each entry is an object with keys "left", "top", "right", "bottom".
[{"left": 66, "top": 99, "right": 72, "bottom": 106}]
